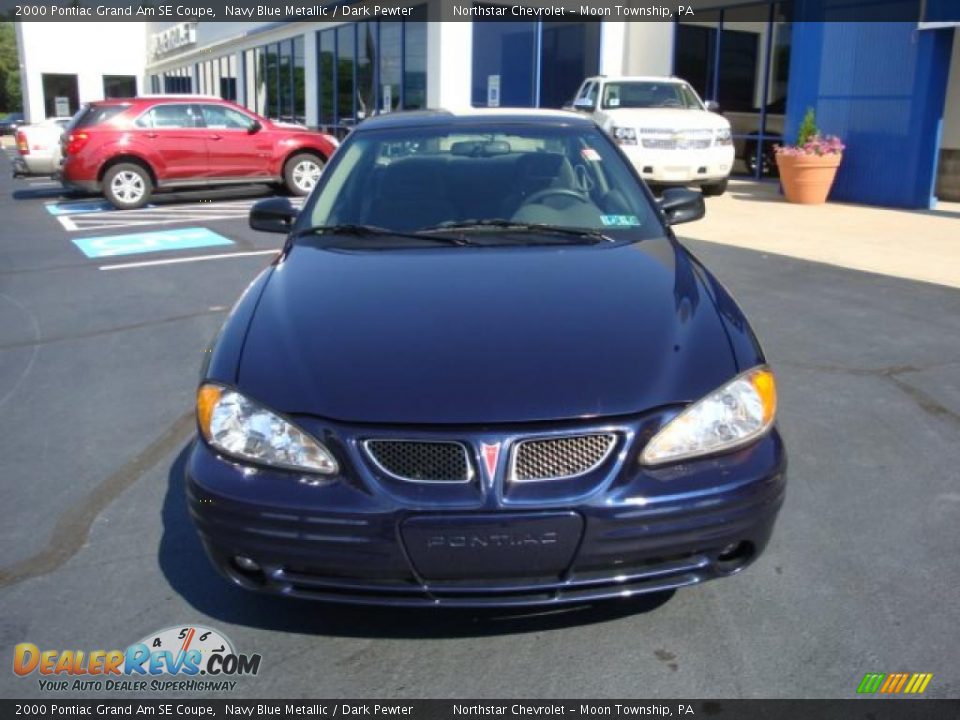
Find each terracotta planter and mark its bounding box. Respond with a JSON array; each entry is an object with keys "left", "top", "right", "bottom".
[{"left": 775, "top": 153, "right": 842, "bottom": 204}]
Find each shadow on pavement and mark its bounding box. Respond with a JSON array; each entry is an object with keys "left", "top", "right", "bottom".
[
  {"left": 923, "top": 206, "right": 960, "bottom": 221},
  {"left": 159, "top": 444, "right": 674, "bottom": 639},
  {"left": 12, "top": 186, "right": 72, "bottom": 200},
  {"left": 12, "top": 182, "right": 280, "bottom": 205}
]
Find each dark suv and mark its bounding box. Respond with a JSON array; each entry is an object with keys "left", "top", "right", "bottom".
[{"left": 60, "top": 96, "right": 338, "bottom": 209}]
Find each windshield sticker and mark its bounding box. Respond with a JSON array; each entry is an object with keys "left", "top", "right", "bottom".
[
  {"left": 581, "top": 147, "right": 602, "bottom": 162},
  {"left": 608, "top": 98, "right": 621, "bottom": 107},
  {"left": 600, "top": 215, "right": 641, "bottom": 227}
]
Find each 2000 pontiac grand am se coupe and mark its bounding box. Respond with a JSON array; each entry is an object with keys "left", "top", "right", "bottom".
[{"left": 187, "top": 109, "right": 786, "bottom": 607}]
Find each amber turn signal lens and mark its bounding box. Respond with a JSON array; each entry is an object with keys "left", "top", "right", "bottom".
[
  {"left": 196, "top": 384, "right": 223, "bottom": 439},
  {"left": 749, "top": 368, "right": 777, "bottom": 425}
]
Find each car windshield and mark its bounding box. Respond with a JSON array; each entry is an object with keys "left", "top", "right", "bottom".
[
  {"left": 601, "top": 82, "right": 703, "bottom": 110},
  {"left": 304, "top": 122, "right": 661, "bottom": 244}
]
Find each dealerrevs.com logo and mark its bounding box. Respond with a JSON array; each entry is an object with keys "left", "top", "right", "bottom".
[{"left": 13, "top": 625, "right": 261, "bottom": 693}]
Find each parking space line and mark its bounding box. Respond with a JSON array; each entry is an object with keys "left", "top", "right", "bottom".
[
  {"left": 58, "top": 215, "right": 78, "bottom": 232},
  {"left": 99, "top": 249, "right": 278, "bottom": 270},
  {"left": 54, "top": 196, "right": 304, "bottom": 232}
]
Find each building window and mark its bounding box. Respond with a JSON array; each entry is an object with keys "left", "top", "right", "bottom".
[
  {"left": 471, "top": 18, "right": 599, "bottom": 109},
  {"left": 404, "top": 8, "right": 428, "bottom": 110},
  {"left": 160, "top": 67, "right": 193, "bottom": 94},
  {"left": 472, "top": 18, "right": 537, "bottom": 107},
  {"left": 220, "top": 56, "right": 238, "bottom": 102},
  {"left": 42, "top": 73, "right": 79, "bottom": 118},
  {"left": 318, "top": 30, "right": 336, "bottom": 125},
  {"left": 380, "top": 22, "right": 402, "bottom": 113},
  {"left": 243, "top": 37, "right": 305, "bottom": 122},
  {"left": 293, "top": 36, "right": 305, "bottom": 123},
  {"left": 357, "top": 23, "right": 376, "bottom": 120},
  {"left": 316, "top": 10, "right": 427, "bottom": 133},
  {"left": 539, "top": 22, "right": 600, "bottom": 108},
  {"left": 337, "top": 25, "right": 356, "bottom": 125},
  {"left": 103, "top": 75, "right": 136, "bottom": 99}
]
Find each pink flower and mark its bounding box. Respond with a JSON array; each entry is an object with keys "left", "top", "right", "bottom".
[{"left": 775, "top": 134, "right": 845, "bottom": 156}]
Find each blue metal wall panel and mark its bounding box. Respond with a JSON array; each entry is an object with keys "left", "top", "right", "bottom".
[{"left": 786, "top": 7, "right": 954, "bottom": 208}]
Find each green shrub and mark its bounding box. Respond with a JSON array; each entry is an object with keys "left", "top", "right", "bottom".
[{"left": 797, "top": 107, "right": 819, "bottom": 147}]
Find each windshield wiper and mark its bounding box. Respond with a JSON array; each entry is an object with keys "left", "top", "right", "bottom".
[
  {"left": 422, "top": 219, "right": 613, "bottom": 243},
  {"left": 293, "top": 224, "right": 470, "bottom": 246}
]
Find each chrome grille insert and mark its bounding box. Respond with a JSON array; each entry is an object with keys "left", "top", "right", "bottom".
[
  {"left": 642, "top": 138, "right": 713, "bottom": 150},
  {"left": 511, "top": 433, "right": 617, "bottom": 482},
  {"left": 363, "top": 440, "right": 472, "bottom": 483}
]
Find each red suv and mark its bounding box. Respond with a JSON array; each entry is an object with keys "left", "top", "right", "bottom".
[{"left": 60, "top": 96, "right": 338, "bottom": 209}]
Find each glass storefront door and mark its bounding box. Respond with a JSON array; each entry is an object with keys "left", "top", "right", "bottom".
[{"left": 471, "top": 18, "right": 600, "bottom": 109}]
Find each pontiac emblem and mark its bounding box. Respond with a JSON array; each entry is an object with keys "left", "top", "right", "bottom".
[{"left": 480, "top": 443, "right": 501, "bottom": 481}]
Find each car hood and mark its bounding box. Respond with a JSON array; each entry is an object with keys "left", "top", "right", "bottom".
[
  {"left": 597, "top": 108, "right": 730, "bottom": 131},
  {"left": 237, "top": 238, "right": 739, "bottom": 424}
]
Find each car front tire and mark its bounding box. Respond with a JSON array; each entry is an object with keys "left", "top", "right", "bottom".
[
  {"left": 283, "top": 153, "right": 325, "bottom": 196},
  {"left": 701, "top": 179, "right": 728, "bottom": 197},
  {"left": 103, "top": 163, "right": 152, "bottom": 209}
]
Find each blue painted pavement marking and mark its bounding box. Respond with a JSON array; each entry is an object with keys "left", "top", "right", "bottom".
[
  {"left": 46, "top": 200, "right": 117, "bottom": 216},
  {"left": 46, "top": 200, "right": 158, "bottom": 216},
  {"left": 71, "top": 227, "right": 234, "bottom": 259}
]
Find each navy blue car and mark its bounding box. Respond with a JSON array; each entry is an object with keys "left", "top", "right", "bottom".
[{"left": 187, "top": 109, "right": 786, "bottom": 607}]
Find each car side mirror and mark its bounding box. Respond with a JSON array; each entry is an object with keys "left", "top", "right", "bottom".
[
  {"left": 248, "top": 119, "right": 262, "bottom": 134},
  {"left": 658, "top": 188, "right": 705, "bottom": 226},
  {"left": 573, "top": 98, "right": 594, "bottom": 112},
  {"left": 704, "top": 100, "right": 721, "bottom": 113},
  {"left": 250, "top": 197, "right": 297, "bottom": 234}
]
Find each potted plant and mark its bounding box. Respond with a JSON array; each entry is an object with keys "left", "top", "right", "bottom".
[{"left": 775, "top": 108, "right": 845, "bottom": 204}]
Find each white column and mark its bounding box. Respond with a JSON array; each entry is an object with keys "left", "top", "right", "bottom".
[
  {"left": 623, "top": 23, "right": 675, "bottom": 77},
  {"left": 427, "top": 21, "right": 473, "bottom": 110},
  {"left": 599, "top": 21, "right": 627, "bottom": 76},
  {"left": 304, "top": 31, "right": 318, "bottom": 127},
  {"left": 16, "top": 23, "right": 41, "bottom": 122}
]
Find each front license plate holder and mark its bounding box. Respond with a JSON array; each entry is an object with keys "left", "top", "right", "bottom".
[{"left": 400, "top": 512, "right": 583, "bottom": 581}]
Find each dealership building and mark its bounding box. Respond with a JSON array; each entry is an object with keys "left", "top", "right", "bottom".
[{"left": 14, "top": 2, "right": 960, "bottom": 208}]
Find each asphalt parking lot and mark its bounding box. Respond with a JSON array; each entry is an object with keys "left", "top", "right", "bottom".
[{"left": 0, "top": 147, "right": 958, "bottom": 700}]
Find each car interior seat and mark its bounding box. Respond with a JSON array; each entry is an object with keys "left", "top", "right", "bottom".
[
  {"left": 502, "top": 152, "right": 577, "bottom": 217},
  {"left": 364, "top": 159, "right": 458, "bottom": 231}
]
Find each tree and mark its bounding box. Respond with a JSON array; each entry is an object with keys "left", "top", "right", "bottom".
[{"left": 0, "top": 22, "right": 23, "bottom": 114}]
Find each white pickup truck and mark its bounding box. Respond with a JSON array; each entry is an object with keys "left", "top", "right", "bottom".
[
  {"left": 12, "top": 117, "right": 72, "bottom": 178},
  {"left": 568, "top": 76, "right": 734, "bottom": 196}
]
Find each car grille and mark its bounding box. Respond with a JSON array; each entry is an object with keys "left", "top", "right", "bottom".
[
  {"left": 642, "top": 137, "right": 713, "bottom": 150},
  {"left": 363, "top": 440, "right": 471, "bottom": 483},
  {"left": 511, "top": 434, "right": 617, "bottom": 482}
]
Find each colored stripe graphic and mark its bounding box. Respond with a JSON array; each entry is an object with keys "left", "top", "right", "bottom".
[
  {"left": 858, "top": 672, "right": 932, "bottom": 694},
  {"left": 880, "top": 673, "right": 909, "bottom": 693},
  {"left": 904, "top": 673, "right": 933, "bottom": 694},
  {"left": 857, "top": 673, "right": 885, "bottom": 693}
]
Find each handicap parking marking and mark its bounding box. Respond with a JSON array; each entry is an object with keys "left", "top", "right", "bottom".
[
  {"left": 54, "top": 196, "right": 305, "bottom": 232},
  {"left": 71, "top": 227, "right": 234, "bottom": 259},
  {"left": 46, "top": 200, "right": 125, "bottom": 216}
]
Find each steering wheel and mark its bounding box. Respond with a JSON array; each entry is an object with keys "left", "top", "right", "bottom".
[
  {"left": 658, "top": 99, "right": 683, "bottom": 108},
  {"left": 523, "top": 188, "right": 592, "bottom": 205}
]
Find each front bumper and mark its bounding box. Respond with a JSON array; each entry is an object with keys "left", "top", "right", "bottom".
[
  {"left": 187, "top": 416, "right": 786, "bottom": 607},
  {"left": 619, "top": 144, "right": 734, "bottom": 185}
]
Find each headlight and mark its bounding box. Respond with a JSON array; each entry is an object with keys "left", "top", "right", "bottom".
[
  {"left": 196, "top": 383, "right": 339, "bottom": 474},
  {"left": 715, "top": 128, "right": 733, "bottom": 145},
  {"left": 612, "top": 126, "right": 637, "bottom": 145},
  {"left": 640, "top": 366, "right": 777, "bottom": 466}
]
